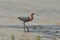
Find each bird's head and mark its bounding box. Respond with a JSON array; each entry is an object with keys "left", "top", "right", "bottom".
[{"left": 31, "top": 13, "right": 35, "bottom": 15}]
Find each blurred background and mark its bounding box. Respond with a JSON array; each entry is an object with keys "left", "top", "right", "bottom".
[{"left": 0, "top": 0, "right": 60, "bottom": 25}]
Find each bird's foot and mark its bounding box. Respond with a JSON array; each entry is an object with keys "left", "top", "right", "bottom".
[
  {"left": 27, "top": 30, "right": 29, "bottom": 32},
  {"left": 24, "top": 30, "right": 29, "bottom": 32},
  {"left": 27, "top": 29, "right": 30, "bottom": 32},
  {"left": 24, "top": 29, "right": 26, "bottom": 32},
  {"left": 24, "top": 31, "right": 26, "bottom": 32}
]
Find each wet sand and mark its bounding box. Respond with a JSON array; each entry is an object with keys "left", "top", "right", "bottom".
[
  {"left": 0, "top": 28, "right": 40, "bottom": 40},
  {"left": 0, "top": 25, "right": 60, "bottom": 40}
]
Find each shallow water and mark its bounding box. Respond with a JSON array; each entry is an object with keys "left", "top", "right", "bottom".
[{"left": 0, "top": 25, "right": 60, "bottom": 38}]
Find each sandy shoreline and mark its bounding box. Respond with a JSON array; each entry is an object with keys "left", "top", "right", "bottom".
[
  {"left": 0, "top": 28, "right": 40, "bottom": 40},
  {"left": 0, "top": 28, "right": 59, "bottom": 40}
]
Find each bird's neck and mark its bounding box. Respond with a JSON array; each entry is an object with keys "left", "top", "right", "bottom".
[{"left": 29, "top": 15, "right": 34, "bottom": 21}]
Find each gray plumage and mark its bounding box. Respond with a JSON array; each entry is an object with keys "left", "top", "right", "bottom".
[{"left": 18, "top": 17, "right": 30, "bottom": 22}]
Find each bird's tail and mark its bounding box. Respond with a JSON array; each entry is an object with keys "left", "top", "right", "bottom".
[{"left": 18, "top": 17, "right": 20, "bottom": 19}]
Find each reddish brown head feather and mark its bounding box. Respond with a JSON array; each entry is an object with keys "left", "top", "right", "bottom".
[{"left": 29, "top": 13, "right": 35, "bottom": 21}]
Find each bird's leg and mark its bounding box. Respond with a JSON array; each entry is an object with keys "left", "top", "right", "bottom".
[
  {"left": 23, "top": 22, "right": 26, "bottom": 32},
  {"left": 26, "top": 27, "right": 29, "bottom": 32},
  {"left": 23, "top": 22, "right": 29, "bottom": 32}
]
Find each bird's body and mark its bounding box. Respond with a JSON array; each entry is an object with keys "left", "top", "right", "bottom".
[
  {"left": 18, "top": 17, "right": 30, "bottom": 22},
  {"left": 18, "top": 13, "right": 35, "bottom": 32}
]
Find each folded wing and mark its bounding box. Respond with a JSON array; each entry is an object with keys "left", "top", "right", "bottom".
[{"left": 18, "top": 17, "right": 30, "bottom": 22}]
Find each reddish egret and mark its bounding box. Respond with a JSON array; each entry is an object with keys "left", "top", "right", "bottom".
[{"left": 18, "top": 13, "right": 35, "bottom": 32}]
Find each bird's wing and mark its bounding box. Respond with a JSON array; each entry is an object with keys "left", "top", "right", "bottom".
[{"left": 19, "top": 17, "right": 30, "bottom": 22}]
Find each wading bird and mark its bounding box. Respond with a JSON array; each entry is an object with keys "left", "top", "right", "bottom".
[{"left": 18, "top": 13, "right": 35, "bottom": 32}]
